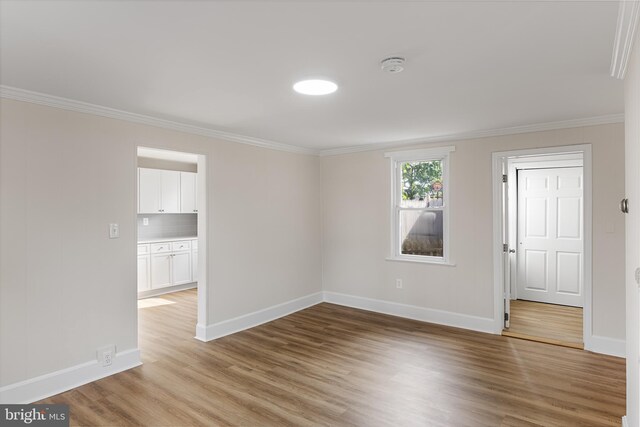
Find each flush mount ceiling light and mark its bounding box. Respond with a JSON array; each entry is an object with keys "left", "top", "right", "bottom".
[
  {"left": 293, "top": 79, "right": 338, "bottom": 95},
  {"left": 381, "top": 57, "right": 406, "bottom": 73}
]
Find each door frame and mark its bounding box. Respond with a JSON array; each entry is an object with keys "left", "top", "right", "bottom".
[
  {"left": 134, "top": 146, "right": 210, "bottom": 341},
  {"left": 492, "top": 144, "right": 593, "bottom": 349}
]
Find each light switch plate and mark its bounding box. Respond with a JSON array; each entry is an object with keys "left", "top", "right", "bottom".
[{"left": 109, "top": 223, "right": 119, "bottom": 239}]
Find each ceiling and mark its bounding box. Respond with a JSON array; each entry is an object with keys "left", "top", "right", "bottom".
[{"left": 0, "top": 1, "right": 624, "bottom": 152}]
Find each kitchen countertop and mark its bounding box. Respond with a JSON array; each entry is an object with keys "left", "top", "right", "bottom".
[{"left": 138, "top": 236, "right": 198, "bottom": 244}]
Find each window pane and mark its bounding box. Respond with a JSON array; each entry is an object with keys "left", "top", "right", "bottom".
[
  {"left": 400, "top": 209, "right": 443, "bottom": 257},
  {"left": 400, "top": 160, "right": 444, "bottom": 208}
]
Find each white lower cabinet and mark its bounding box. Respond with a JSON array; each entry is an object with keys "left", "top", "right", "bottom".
[
  {"left": 192, "top": 238, "right": 198, "bottom": 282},
  {"left": 138, "top": 239, "right": 196, "bottom": 293},
  {"left": 172, "top": 251, "right": 192, "bottom": 285},
  {"left": 192, "top": 251, "right": 198, "bottom": 282},
  {"left": 137, "top": 255, "right": 151, "bottom": 292},
  {"left": 151, "top": 253, "right": 173, "bottom": 288},
  {"left": 137, "top": 244, "right": 151, "bottom": 292}
]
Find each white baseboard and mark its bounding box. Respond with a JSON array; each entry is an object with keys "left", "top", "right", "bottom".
[
  {"left": 0, "top": 348, "right": 142, "bottom": 404},
  {"left": 323, "top": 291, "right": 496, "bottom": 334},
  {"left": 195, "top": 323, "right": 209, "bottom": 342},
  {"left": 196, "top": 292, "right": 324, "bottom": 341},
  {"left": 196, "top": 290, "right": 627, "bottom": 358},
  {"left": 138, "top": 282, "right": 196, "bottom": 299},
  {"left": 622, "top": 415, "right": 628, "bottom": 427},
  {"left": 587, "top": 335, "right": 626, "bottom": 358},
  {"left": 196, "top": 290, "right": 495, "bottom": 342},
  {"left": 3, "top": 292, "right": 623, "bottom": 404}
]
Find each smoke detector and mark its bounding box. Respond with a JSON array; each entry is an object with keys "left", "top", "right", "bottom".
[{"left": 381, "top": 57, "right": 405, "bottom": 73}]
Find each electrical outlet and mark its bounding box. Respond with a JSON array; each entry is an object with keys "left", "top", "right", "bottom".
[
  {"left": 97, "top": 345, "right": 115, "bottom": 367},
  {"left": 396, "top": 279, "right": 403, "bottom": 289},
  {"left": 143, "top": 218, "right": 149, "bottom": 226}
]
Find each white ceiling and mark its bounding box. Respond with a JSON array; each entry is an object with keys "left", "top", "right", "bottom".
[{"left": 0, "top": 1, "right": 624, "bottom": 152}]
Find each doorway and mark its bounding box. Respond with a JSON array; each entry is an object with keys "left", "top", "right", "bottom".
[
  {"left": 492, "top": 146, "right": 592, "bottom": 350},
  {"left": 134, "top": 146, "right": 208, "bottom": 347},
  {"left": 507, "top": 164, "right": 584, "bottom": 347}
]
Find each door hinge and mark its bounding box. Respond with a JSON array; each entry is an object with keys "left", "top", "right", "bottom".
[
  {"left": 502, "top": 174, "right": 508, "bottom": 183},
  {"left": 503, "top": 243, "right": 508, "bottom": 253},
  {"left": 504, "top": 312, "right": 509, "bottom": 322},
  {"left": 635, "top": 267, "right": 640, "bottom": 286}
]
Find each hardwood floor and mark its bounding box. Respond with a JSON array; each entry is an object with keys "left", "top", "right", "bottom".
[
  {"left": 503, "top": 300, "right": 583, "bottom": 349},
  {"left": 39, "top": 289, "right": 625, "bottom": 426}
]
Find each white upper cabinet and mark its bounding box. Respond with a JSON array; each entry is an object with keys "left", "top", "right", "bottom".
[
  {"left": 180, "top": 172, "right": 197, "bottom": 213},
  {"left": 139, "top": 168, "right": 161, "bottom": 213},
  {"left": 160, "top": 170, "right": 180, "bottom": 213},
  {"left": 138, "top": 168, "right": 181, "bottom": 213}
]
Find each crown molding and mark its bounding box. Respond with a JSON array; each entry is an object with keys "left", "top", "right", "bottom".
[
  {"left": 1, "top": 86, "right": 624, "bottom": 158},
  {"left": 0, "top": 85, "right": 320, "bottom": 156},
  {"left": 611, "top": 0, "right": 640, "bottom": 79},
  {"left": 319, "top": 114, "right": 625, "bottom": 157}
]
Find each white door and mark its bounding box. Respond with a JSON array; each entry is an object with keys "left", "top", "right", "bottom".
[
  {"left": 517, "top": 167, "right": 584, "bottom": 307},
  {"left": 172, "top": 252, "right": 192, "bottom": 285},
  {"left": 160, "top": 170, "right": 181, "bottom": 213},
  {"left": 180, "top": 172, "right": 197, "bottom": 213},
  {"left": 501, "top": 160, "right": 511, "bottom": 328},
  {"left": 624, "top": 41, "right": 640, "bottom": 426},
  {"left": 151, "top": 253, "right": 172, "bottom": 288},
  {"left": 138, "top": 168, "right": 162, "bottom": 213}
]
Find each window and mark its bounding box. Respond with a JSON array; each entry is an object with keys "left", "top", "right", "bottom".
[{"left": 385, "top": 146, "right": 455, "bottom": 264}]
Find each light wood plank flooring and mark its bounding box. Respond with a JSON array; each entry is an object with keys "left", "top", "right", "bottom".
[
  {"left": 39, "top": 289, "right": 624, "bottom": 426},
  {"left": 503, "top": 300, "right": 583, "bottom": 349}
]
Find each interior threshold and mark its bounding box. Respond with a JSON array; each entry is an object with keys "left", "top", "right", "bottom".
[{"left": 502, "top": 329, "right": 584, "bottom": 350}]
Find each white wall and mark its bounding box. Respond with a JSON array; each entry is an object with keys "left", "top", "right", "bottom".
[
  {"left": 321, "top": 124, "right": 626, "bottom": 341},
  {"left": 624, "top": 27, "right": 640, "bottom": 427},
  {"left": 0, "top": 98, "right": 323, "bottom": 388},
  {"left": 209, "top": 139, "right": 322, "bottom": 323},
  {"left": 0, "top": 96, "right": 626, "bottom": 400}
]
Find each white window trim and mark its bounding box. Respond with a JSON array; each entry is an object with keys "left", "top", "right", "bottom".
[{"left": 385, "top": 146, "right": 455, "bottom": 265}]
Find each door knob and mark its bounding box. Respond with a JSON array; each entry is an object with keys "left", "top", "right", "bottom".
[
  {"left": 621, "top": 198, "right": 629, "bottom": 214},
  {"left": 509, "top": 249, "right": 516, "bottom": 254}
]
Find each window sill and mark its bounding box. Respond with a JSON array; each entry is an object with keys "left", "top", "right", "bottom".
[{"left": 385, "top": 256, "right": 456, "bottom": 266}]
